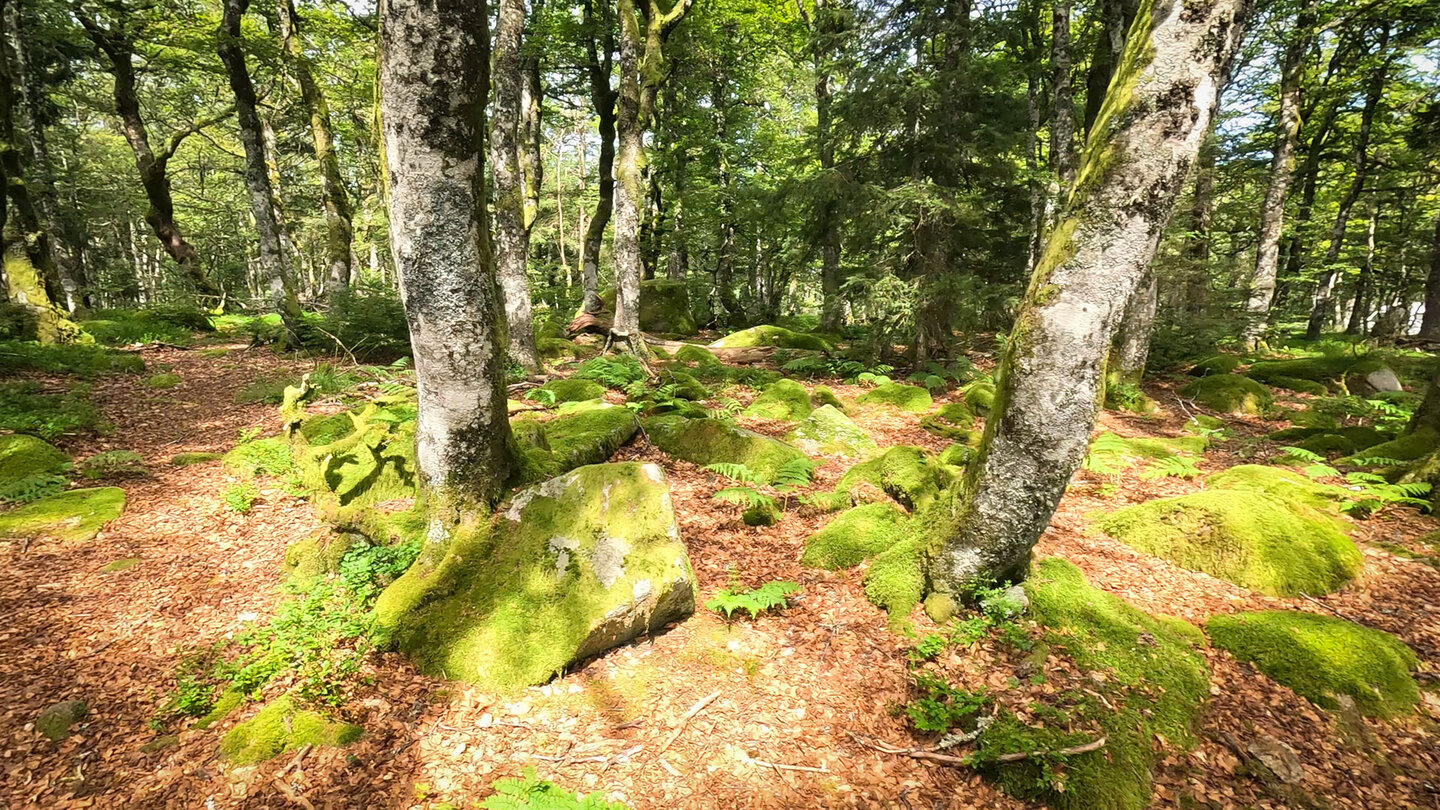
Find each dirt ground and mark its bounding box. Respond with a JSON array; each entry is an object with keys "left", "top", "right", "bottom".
[{"left": 2, "top": 345, "right": 1437, "bottom": 809}]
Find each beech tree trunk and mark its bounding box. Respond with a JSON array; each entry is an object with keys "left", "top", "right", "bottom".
[
  {"left": 490, "top": 0, "right": 540, "bottom": 372},
  {"left": 380, "top": 0, "right": 515, "bottom": 509},
  {"left": 1420, "top": 208, "right": 1440, "bottom": 338},
  {"left": 275, "top": 0, "right": 353, "bottom": 297},
  {"left": 218, "top": 0, "right": 304, "bottom": 345},
  {"left": 1111, "top": 269, "right": 1157, "bottom": 384},
  {"left": 1241, "top": 2, "right": 1309, "bottom": 349},
  {"left": 580, "top": 0, "right": 615, "bottom": 315},
  {"left": 1346, "top": 201, "right": 1377, "bottom": 334},
  {"left": 1182, "top": 133, "right": 1215, "bottom": 315},
  {"left": 928, "top": 0, "right": 1250, "bottom": 593},
  {"left": 1048, "top": 0, "right": 1074, "bottom": 204}
]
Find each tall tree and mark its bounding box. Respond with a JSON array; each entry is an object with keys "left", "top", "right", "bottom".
[
  {"left": 579, "top": 0, "right": 616, "bottom": 315},
  {"left": 218, "top": 0, "right": 304, "bottom": 344},
  {"left": 797, "top": 0, "right": 844, "bottom": 330},
  {"left": 490, "top": 0, "right": 540, "bottom": 372},
  {"left": 1048, "top": 0, "right": 1074, "bottom": 204},
  {"left": 274, "top": 0, "right": 354, "bottom": 297},
  {"left": 1421, "top": 208, "right": 1440, "bottom": 338},
  {"left": 928, "top": 0, "right": 1250, "bottom": 591},
  {"left": 379, "top": 0, "right": 515, "bottom": 510}
]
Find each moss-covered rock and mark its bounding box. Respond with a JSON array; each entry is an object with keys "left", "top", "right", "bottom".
[
  {"left": 977, "top": 558, "right": 1208, "bottom": 810},
  {"left": 390, "top": 462, "right": 696, "bottom": 691},
  {"left": 598, "top": 279, "right": 698, "bottom": 335},
  {"left": 1182, "top": 413, "right": 1227, "bottom": 435},
  {"left": 673, "top": 344, "right": 722, "bottom": 368},
  {"left": 297, "top": 412, "right": 356, "bottom": 445},
  {"left": 643, "top": 415, "right": 807, "bottom": 484},
  {"left": 1205, "top": 464, "right": 1349, "bottom": 515},
  {"left": 1296, "top": 432, "right": 1356, "bottom": 456},
  {"left": 0, "top": 487, "right": 126, "bottom": 542},
  {"left": 1246, "top": 355, "right": 1383, "bottom": 393},
  {"left": 1188, "top": 355, "right": 1242, "bottom": 376},
  {"left": 1087, "top": 432, "right": 1207, "bottom": 473},
  {"left": 537, "top": 337, "right": 585, "bottom": 361},
  {"left": 709, "top": 325, "right": 831, "bottom": 352},
  {"left": 655, "top": 369, "right": 710, "bottom": 401},
  {"left": 0, "top": 434, "right": 70, "bottom": 487},
  {"left": 960, "top": 379, "right": 996, "bottom": 415},
  {"left": 35, "top": 699, "right": 87, "bottom": 742},
  {"left": 742, "top": 500, "right": 782, "bottom": 526},
  {"left": 1180, "top": 374, "right": 1272, "bottom": 415},
  {"left": 863, "top": 532, "right": 926, "bottom": 619},
  {"left": 1338, "top": 427, "right": 1437, "bottom": 464},
  {"left": 540, "top": 403, "right": 640, "bottom": 472},
  {"left": 920, "top": 402, "right": 977, "bottom": 442},
  {"left": 857, "top": 382, "right": 933, "bottom": 413},
  {"left": 294, "top": 402, "right": 417, "bottom": 508},
  {"left": 801, "top": 502, "right": 909, "bottom": 569},
  {"left": 786, "top": 405, "right": 876, "bottom": 457},
  {"left": 169, "top": 451, "right": 222, "bottom": 467},
  {"left": 938, "top": 443, "right": 973, "bottom": 467},
  {"left": 810, "top": 385, "right": 845, "bottom": 411},
  {"left": 836, "top": 445, "right": 950, "bottom": 509},
  {"left": 282, "top": 532, "right": 360, "bottom": 588},
  {"left": 1267, "top": 375, "right": 1329, "bottom": 395},
  {"left": 218, "top": 695, "right": 362, "bottom": 765},
  {"left": 1206, "top": 610, "right": 1419, "bottom": 717},
  {"left": 1095, "top": 490, "right": 1360, "bottom": 596},
  {"left": 743, "top": 379, "right": 812, "bottom": 420},
  {"left": 531, "top": 378, "right": 606, "bottom": 405}
]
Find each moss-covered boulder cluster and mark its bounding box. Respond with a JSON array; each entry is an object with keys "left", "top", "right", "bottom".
[
  {"left": 598, "top": 279, "right": 698, "bottom": 336},
  {"left": 643, "top": 414, "right": 807, "bottom": 483},
  {"left": 710, "top": 324, "right": 831, "bottom": 352},
  {"left": 1181, "top": 374, "right": 1272, "bottom": 415},
  {"left": 219, "top": 695, "right": 362, "bottom": 765},
  {"left": 787, "top": 404, "right": 875, "bottom": 457}
]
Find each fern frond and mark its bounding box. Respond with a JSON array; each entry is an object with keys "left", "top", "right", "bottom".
[{"left": 705, "top": 462, "right": 762, "bottom": 484}]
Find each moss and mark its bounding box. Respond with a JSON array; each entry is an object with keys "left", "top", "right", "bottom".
[
  {"left": 938, "top": 443, "right": 973, "bottom": 467},
  {"left": 1207, "top": 610, "right": 1419, "bottom": 717},
  {"left": 1089, "top": 432, "right": 1207, "bottom": 471},
  {"left": 169, "top": 452, "right": 222, "bottom": 466},
  {"left": 1267, "top": 426, "right": 1329, "bottom": 442},
  {"left": 960, "top": 379, "right": 996, "bottom": 415},
  {"left": 1188, "top": 355, "right": 1242, "bottom": 376},
  {"left": 923, "top": 592, "right": 958, "bottom": 623},
  {"left": 1180, "top": 374, "right": 1272, "bottom": 415},
  {"left": 1095, "top": 490, "right": 1360, "bottom": 596},
  {"left": 673, "top": 344, "right": 722, "bottom": 367},
  {"left": 218, "top": 695, "right": 362, "bottom": 765},
  {"left": 1181, "top": 413, "right": 1226, "bottom": 435},
  {"left": 193, "top": 686, "right": 246, "bottom": 730},
  {"left": 863, "top": 533, "right": 925, "bottom": 620},
  {"left": 643, "top": 415, "right": 807, "bottom": 484},
  {"left": 977, "top": 558, "right": 1208, "bottom": 810},
  {"left": 539, "top": 403, "right": 640, "bottom": 472},
  {"left": 537, "top": 337, "right": 585, "bottom": 361},
  {"left": 1268, "top": 375, "right": 1330, "bottom": 395},
  {"left": 532, "top": 378, "right": 606, "bottom": 405},
  {"left": 391, "top": 463, "right": 696, "bottom": 691},
  {"left": 801, "top": 502, "right": 909, "bottom": 569},
  {"left": 0, "top": 487, "right": 126, "bottom": 542},
  {"left": 283, "top": 532, "right": 359, "bottom": 588},
  {"left": 920, "top": 402, "right": 977, "bottom": 442},
  {"left": 836, "top": 446, "right": 952, "bottom": 509},
  {"left": 599, "top": 279, "right": 698, "bottom": 335},
  {"left": 1336, "top": 426, "right": 1388, "bottom": 451},
  {"left": 810, "top": 385, "right": 845, "bottom": 411},
  {"left": 35, "top": 699, "right": 88, "bottom": 742},
  {"left": 742, "top": 500, "right": 782, "bottom": 526},
  {"left": 656, "top": 369, "right": 709, "bottom": 401},
  {"left": 1246, "top": 356, "right": 1360, "bottom": 391},
  {"left": 0, "top": 434, "right": 70, "bottom": 487},
  {"left": 100, "top": 557, "right": 141, "bottom": 572},
  {"left": 224, "top": 437, "right": 298, "bottom": 479},
  {"left": 786, "top": 404, "right": 876, "bottom": 457},
  {"left": 146, "top": 372, "right": 182, "bottom": 389},
  {"left": 1338, "top": 427, "right": 1438, "bottom": 464},
  {"left": 1297, "top": 433, "right": 1355, "bottom": 456},
  {"left": 1206, "top": 464, "right": 1349, "bottom": 515},
  {"left": 297, "top": 412, "right": 356, "bottom": 445},
  {"left": 743, "top": 379, "right": 812, "bottom": 420},
  {"left": 294, "top": 404, "right": 417, "bottom": 508},
  {"left": 709, "top": 325, "right": 831, "bottom": 352},
  {"left": 857, "top": 382, "right": 933, "bottom": 414}
]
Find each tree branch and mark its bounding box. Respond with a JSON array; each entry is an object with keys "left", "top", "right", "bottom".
[{"left": 158, "top": 105, "right": 236, "bottom": 162}]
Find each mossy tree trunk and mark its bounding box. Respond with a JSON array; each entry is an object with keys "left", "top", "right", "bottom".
[
  {"left": 218, "top": 0, "right": 305, "bottom": 346},
  {"left": 490, "top": 0, "right": 540, "bottom": 373},
  {"left": 928, "top": 0, "right": 1251, "bottom": 595},
  {"left": 1422, "top": 208, "right": 1440, "bottom": 339},
  {"left": 580, "top": 0, "right": 615, "bottom": 316},
  {"left": 380, "top": 0, "right": 516, "bottom": 514}
]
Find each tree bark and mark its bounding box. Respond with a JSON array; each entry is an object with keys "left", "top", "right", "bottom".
[
  {"left": 1048, "top": 0, "right": 1075, "bottom": 209},
  {"left": 928, "top": 0, "right": 1250, "bottom": 593},
  {"left": 580, "top": 0, "right": 616, "bottom": 315},
  {"left": 380, "top": 0, "right": 515, "bottom": 509},
  {"left": 218, "top": 0, "right": 304, "bottom": 345},
  {"left": 490, "top": 0, "right": 540, "bottom": 372},
  {"left": 1345, "top": 200, "right": 1377, "bottom": 334},
  {"left": 1082, "top": 0, "right": 1135, "bottom": 135},
  {"left": 1182, "top": 132, "right": 1215, "bottom": 315},
  {"left": 275, "top": 0, "right": 353, "bottom": 298},
  {"left": 78, "top": 15, "right": 225, "bottom": 302},
  {"left": 1421, "top": 208, "right": 1440, "bottom": 338},
  {"left": 1111, "top": 268, "right": 1157, "bottom": 384},
  {"left": 798, "top": 0, "right": 843, "bottom": 331},
  {"left": 1241, "top": 1, "right": 1309, "bottom": 349}
]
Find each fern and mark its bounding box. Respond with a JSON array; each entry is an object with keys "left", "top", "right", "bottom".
[
  {"left": 1344, "top": 471, "right": 1389, "bottom": 485},
  {"left": 574, "top": 355, "right": 646, "bottom": 388},
  {"left": 1345, "top": 455, "right": 1407, "bottom": 469},
  {"left": 799, "top": 490, "right": 852, "bottom": 512},
  {"left": 705, "top": 580, "right": 801, "bottom": 620},
  {"left": 1140, "top": 455, "right": 1201, "bottom": 480},
  {"left": 1303, "top": 463, "right": 1342, "bottom": 479},
  {"left": 1276, "top": 445, "right": 1324, "bottom": 464},
  {"left": 1083, "top": 432, "right": 1132, "bottom": 476},
  {"left": 772, "top": 457, "right": 817, "bottom": 490},
  {"left": 0, "top": 473, "right": 68, "bottom": 504},
  {"left": 705, "top": 462, "right": 763, "bottom": 484},
  {"left": 712, "top": 486, "right": 776, "bottom": 509},
  {"left": 482, "top": 768, "right": 628, "bottom": 809}
]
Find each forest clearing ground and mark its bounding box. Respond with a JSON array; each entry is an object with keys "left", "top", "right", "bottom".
[{"left": 0, "top": 348, "right": 1437, "bottom": 809}]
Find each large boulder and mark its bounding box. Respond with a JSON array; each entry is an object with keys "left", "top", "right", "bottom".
[
  {"left": 0, "top": 434, "right": 70, "bottom": 487},
  {"left": 1180, "top": 374, "right": 1272, "bottom": 415},
  {"left": 1350, "top": 365, "right": 1402, "bottom": 396},
  {"left": 391, "top": 463, "right": 695, "bottom": 690},
  {"left": 598, "top": 279, "right": 698, "bottom": 335},
  {"left": 787, "top": 405, "right": 875, "bottom": 456},
  {"left": 857, "top": 382, "right": 933, "bottom": 413},
  {"left": 643, "top": 414, "right": 808, "bottom": 483},
  {"left": 709, "top": 325, "right": 831, "bottom": 352},
  {"left": 744, "top": 379, "right": 812, "bottom": 420}
]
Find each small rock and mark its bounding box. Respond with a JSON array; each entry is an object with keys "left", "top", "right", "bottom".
[
  {"left": 35, "top": 699, "right": 88, "bottom": 742},
  {"left": 1356, "top": 366, "right": 1402, "bottom": 395},
  {"left": 1247, "top": 734, "right": 1305, "bottom": 784}
]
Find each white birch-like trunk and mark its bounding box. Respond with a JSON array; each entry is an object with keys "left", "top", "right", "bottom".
[{"left": 489, "top": 0, "right": 540, "bottom": 372}]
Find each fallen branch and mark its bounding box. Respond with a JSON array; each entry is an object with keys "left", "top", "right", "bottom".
[
  {"left": 992, "top": 736, "right": 1106, "bottom": 763},
  {"left": 1297, "top": 592, "right": 1366, "bottom": 626},
  {"left": 752, "top": 759, "right": 829, "bottom": 774},
  {"left": 656, "top": 690, "right": 721, "bottom": 755},
  {"left": 850, "top": 731, "right": 1105, "bottom": 767}
]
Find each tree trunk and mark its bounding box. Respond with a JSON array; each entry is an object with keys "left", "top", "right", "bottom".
[
  {"left": 1182, "top": 132, "right": 1214, "bottom": 315},
  {"left": 1241, "top": 2, "right": 1308, "bottom": 349},
  {"left": 78, "top": 16, "right": 225, "bottom": 302},
  {"left": 1048, "top": 0, "right": 1074, "bottom": 210},
  {"left": 1346, "top": 200, "right": 1377, "bottom": 334},
  {"left": 0, "top": 1, "right": 62, "bottom": 309},
  {"left": 379, "top": 0, "right": 515, "bottom": 510},
  {"left": 490, "top": 0, "right": 540, "bottom": 372},
  {"left": 521, "top": 25, "right": 543, "bottom": 244},
  {"left": 218, "top": 0, "right": 304, "bottom": 345},
  {"left": 1306, "top": 26, "right": 1390, "bottom": 341},
  {"left": 1421, "top": 208, "right": 1440, "bottom": 338},
  {"left": 928, "top": 0, "right": 1250, "bottom": 593},
  {"left": 802, "top": 0, "right": 843, "bottom": 331},
  {"left": 1111, "top": 268, "right": 1157, "bottom": 384},
  {"left": 580, "top": 0, "right": 616, "bottom": 315},
  {"left": 1082, "top": 0, "right": 1136, "bottom": 135},
  {"left": 275, "top": 0, "right": 353, "bottom": 298},
  {"left": 711, "top": 72, "right": 742, "bottom": 323}
]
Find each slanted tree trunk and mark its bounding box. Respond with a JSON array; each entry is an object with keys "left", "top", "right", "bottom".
[
  {"left": 379, "top": 0, "right": 515, "bottom": 511},
  {"left": 275, "top": 0, "right": 353, "bottom": 298},
  {"left": 1420, "top": 208, "right": 1440, "bottom": 338},
  {"left": 580, "top": 0, "right": 616, "bottom": 315},
  {"left": 78, "top": 16, "right": 225, "bottom": 302},
  {"left": 490, "top": 0, "right": 540, "bottom": 372},
  {"left": 1241, "top": 1, "right": 1309, "bottom": 349},
  {"left": 928, "top": 0, "right": 1250, "bottom": 593},
  {"left": 218, "top": 0, "right": 304, "bottom": 345},
  {"left": 1111, "top": 269, "right": 1157, "bottom": 384},
  {"left": 521, "top": 17, "right": 543, "bottom": 244},
  {"left": 1182, "top": 132, "right": 1215, "bottom": 315},
  {"left": 612, "top": 0, "right": 692, "bottom": 350}
]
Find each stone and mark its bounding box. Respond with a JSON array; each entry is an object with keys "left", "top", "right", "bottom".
[
  {"left": 787, "top": 405, "right": 876, "bottom": 456},
  {"left": 1247, "top": 735, "right": 1305, "bottom": 784},
  {"left": 35, "top": 699, "right": 87, "bottom": 742},
  {"left": 643, "top": 415, "right": 808, "bottom": 484},
  {"left": 1354, "top": 366, "right": 1402, "bottom": 395}
]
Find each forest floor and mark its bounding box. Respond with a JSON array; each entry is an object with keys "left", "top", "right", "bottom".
[{"left": 2, "top": 339, "right": 1439, "bottom": 809}]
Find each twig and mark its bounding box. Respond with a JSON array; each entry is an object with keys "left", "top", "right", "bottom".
[
  {"left": 993, "top": 736, "right": 1106, "bottom": 763},
  {"left": 1297, "top": 592, "right": 1366, "bottom": 625},
  {"left": 752, "top": 759, "right": 829, "bottom": 773},
  {"left": 850, "top": 731, "right": 1105, "bottom": 766},
  {"left": 656, "top": 690, "right": 721, "bottom": 755}
]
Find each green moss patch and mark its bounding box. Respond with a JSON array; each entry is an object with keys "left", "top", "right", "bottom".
[
  {"left": 709, "top": 325, "right": 831, "bottom": 352},
  {"left": 673, "top": 344, "right": 722, "bottom": 368},
  {"left": 538, "top": 337, "right": 587, "bottom": 361},
  {"left": 1268, "top": 375, "right": 1329, "bottom": 395},
  {"left": 743, "top": 379, "right": 812, "bottom": 420},
  {"left": 1205, "top": 464, "right": 1349, "bottom": 516},
  {"left": 389, "top": 462, "right": 696, "bottom": 691},
  {"left": 532, "top": 378, "right": 606, "bottom": 405},
  {"left": 1206, "top": 610, "right": 1419, "bottom": 717},
  {"left": 801, "top": 502, "right": 909, "bottom": 569},
  {"left": 599, "top": 279, "right": 697, "bottom": 335},
  {"left": 0, "top": 487, "right": 126, "bottom": 542},
  {"left": 857, "top": 382, "right": 933, "bottom": 413},
  {"left": 920, "top": 402, "right": 977, "bottom": 442},
  {"left": 283, "top": 532, "right": 360, "bottom": 588},
  {"left": 224, "top": 437, "right": 298, "bottom": 479},
  {"left": 1188, "top": 355, "right": 1242, "bottom": 376},
  {"left": 35, "top": 699, "right": 88, "bottom": 742},
  {"left": 976, "top": 558, "right": 1208, "bottom": 810},
  {"left": 169, "top": 451, "right": 222, "bottom": 467},
  {"left": 0, "top": 434, "right": 70, "bottom": 486},
  {"left": 836, "top": 446, "right": 951, "bottom": 509},
  {"left": 101, "top": 557, "right": 142, "bottom": 573},
  {"left": 810, "top": 385, "right": 845, "bottom": 411},
  {"left": 530, "top": 403, "right": 640, "bottom": 479},
  {"left": 643, "top": 415, "right": 807, "bottom": 484},
  {"left": 1246, "top": 355, "right": 1371, "bottom": 392},
  {"left": 1095, "top": 490, "right": 1360, "bottom": 596},
  {"left": 960, "top": 379, "right": 996, "bottom": 415},
  {"left": 786, "top": 404, "right": 876, "bottom": 457},
  {"left": 1180, "top": 374, "right": 1272, "bottom": 415},
  {"left": 1338, "top": 427, "right": 1437, "bottom": 464},
  {"left": 293, "top": 402, "right": 417, "bottom": 508},
  {"left": 218, "top": 695, "right": 362, "bottom": 765}
]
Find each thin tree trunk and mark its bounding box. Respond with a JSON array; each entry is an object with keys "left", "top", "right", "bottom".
[
  {"left": 799, "top": 0, "right": 843, "bottom": 331},
  {"left": 275, "top": 0, "right": 353, "bottom": 297},
  {"left": 1111, "top": 268, "right": 1157, "bottom": 384},
  {"left": 1048, "top": 0, "right": 1075, "bottom": 210},
  {"left": 1183, "top": 132, "right": 1214, "bottom": 315},
  {"left": 928, "top": 0, "right": 1250, "bottom": 593},
  {"left": 1023, "top": 0, "right": 1043, "bottom": 270},
  {"left": 1421, "top": 208, "right": 1440, "bottom": 338},
  {"left": 490, "top": 0, "right": 540, "bottom": 372},
  {"left": 1081, "top": 0, "right": 1135, "bottom": 134},
  {"left": 218, "top": 0, "right": 304, "bottom": 345},
  {"left": 379, "top": 0, "right": 515, "bottom": 510},
  {"left": 1346, "top": 200, "right": 1377, "bottom": 334},
  {"left": 580, "top": 0, "right": 615, "bottom": 315},
  {"left": 521, "top": 18, "right": 543, "bottom": 244}
]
